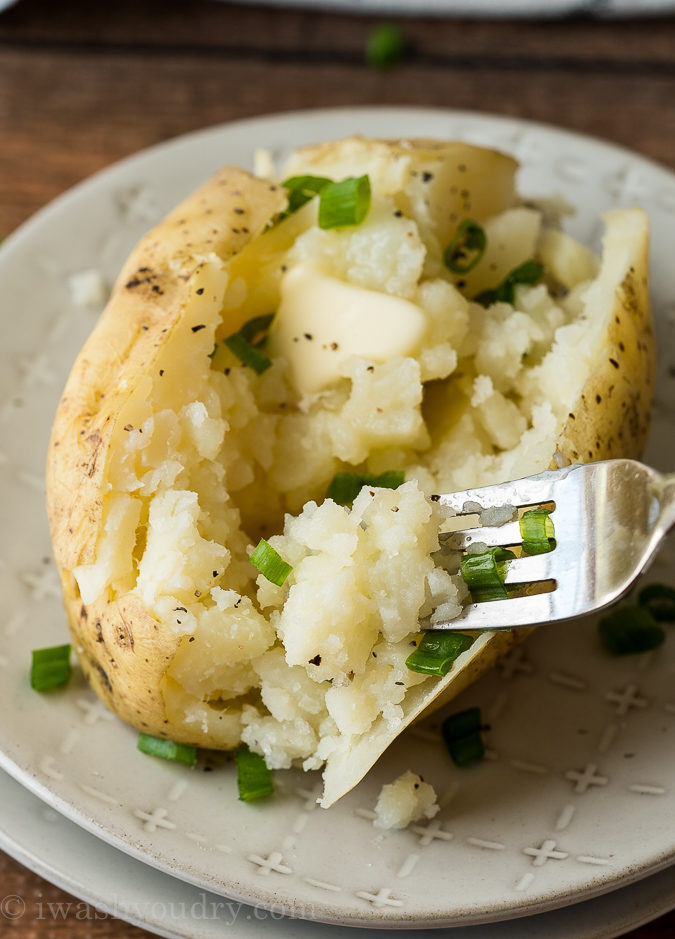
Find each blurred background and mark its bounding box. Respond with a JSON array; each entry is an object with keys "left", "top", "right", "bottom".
[
  {"left": 1, "top": 0, "right": 674, "bottom": 936},
  {"left": 1, "top": 0, "right": 674, "bottom": 236}
]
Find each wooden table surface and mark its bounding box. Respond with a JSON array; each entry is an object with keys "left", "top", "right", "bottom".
[{"left": 1, "top": 0, "right": 674, "bottom": 935}]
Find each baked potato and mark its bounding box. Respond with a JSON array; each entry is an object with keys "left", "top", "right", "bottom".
[{"left": 46, "top": 137, "right": 654, "bottom": 808}]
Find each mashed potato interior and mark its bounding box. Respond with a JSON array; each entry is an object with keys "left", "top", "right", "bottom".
[{"left": 373, "top": 771, "right": 439, "bottom": 830}]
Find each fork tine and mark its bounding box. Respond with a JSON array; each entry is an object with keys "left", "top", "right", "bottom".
[
  {"left": 430, "top": 591, "right": 557, "bottom": 631},
  {"left": 442, "top": 520, "right": 523, "bottom": 550},
  {"left": 426, "top": 460, "right": 673, "bottom": 632},
  {"left": 502, "top": 554, "right": 556, "bottom": 584},
  {"left": 434, "top": 467, "right": 564, "bottom": 514}
]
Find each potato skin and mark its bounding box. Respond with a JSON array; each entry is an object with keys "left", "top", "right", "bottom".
[
  {"left": 556, "top": 209, "right": 654, "bottom": 464},
  {"left": 46, "top": 141, "right": 655, "bottom": 763},
  {"left": 47, "top": 167, "right": 287, "bottom": 740}
]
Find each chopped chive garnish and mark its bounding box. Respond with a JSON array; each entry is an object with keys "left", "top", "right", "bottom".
[
  {"left": 405, "top": 631, "right": 474, "bottom": 676},
  {"left": 520, "top": 508, "right": 555, "bottom": 555},
  {"left": 447, "top": 732, "right": 485, "bottom": 767},
  {"left": 442, "top": 707, "right": 485, "bottom": 766},
  {"left": 365, "top": 24, "right": 406, "bottom": 69},
  {"left": 474, "top": 259, "right": 544, "bottom": 307},
  {"left": 460, "top": 547, "right": 515, "bottom": 602},
  {"left": 326, "top": 470, "right": 405, "bottom": 506},
  {"left": 137, "top": 733, "right": 197, "bottom": 766},
  {"left": 238, "top": 313, "right": 275, "bottom": 348},
  {"left": 250, "top": 538, "right": 293, "bottom": 586},
  {"left": 281, "top": 175, "right": 332, "bottom": 218},
  {"left": 224, "top": 332, "right": 272, "bottom": 374},
  {"left": 442, "top": 705, "right": 482, "bottom": 740},
  {"left": 30, "top": 643, "right": 71, "bottom": 691},
  {"left": 637, "top": 583, "right": 675, "bottom": 622},
  {"left": 443, "top": 220, "right": 487, "bottom": 275},
  {"left": 318, "top": 175, "right": 371, "bottom": 230},
  {"left": 235, "top": 746, "right": 274, "bottom": 802},
  {"left": 598, "top": 606, "right": 665, "bottom": 656}
]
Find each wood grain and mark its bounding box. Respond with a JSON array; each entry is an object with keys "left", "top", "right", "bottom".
[
  {"left": 1, "top": 0, "right": 675, "bottom": 935},
  {"left": 0, "top": 851, "right": 154, "bottom": 936},
  {"left": 1, "top": 0, "right": 674, "bottom": 237}
]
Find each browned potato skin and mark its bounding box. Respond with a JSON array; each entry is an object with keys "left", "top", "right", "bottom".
[
  {"left": 46, "top": 146, "right": 655, "bottom": 754},
  {"left": 47, "top": 167, "right": 287, "bottom": 741},
  {"left": 557, "top": 225, "right": 654, "bottom": 464}
]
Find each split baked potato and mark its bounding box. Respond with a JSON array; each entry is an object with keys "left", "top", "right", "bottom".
[{"left": 46, "top": 137, "right": 654, "bottom": 807}]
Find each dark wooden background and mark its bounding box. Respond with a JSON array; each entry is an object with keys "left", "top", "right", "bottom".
[{"left": 1, "top": 0, "right": 674, "bottom": 935}]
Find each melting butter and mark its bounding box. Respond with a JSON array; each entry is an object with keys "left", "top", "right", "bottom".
[{"left": 268, "top": 262, "right": 427, "bottom": 394}]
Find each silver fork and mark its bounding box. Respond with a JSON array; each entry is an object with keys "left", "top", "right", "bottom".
[{"left": 428, "top": 459, "right": 675, "bottom": 632}]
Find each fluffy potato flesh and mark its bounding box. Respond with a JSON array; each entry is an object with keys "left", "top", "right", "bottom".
[{"left": 46, "top": 138, "right": 654, "bottom": 808}]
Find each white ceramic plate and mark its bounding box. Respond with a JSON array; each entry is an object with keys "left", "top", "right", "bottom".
[
  {"left": 1, "top": 107, "right": 675, "bottom": 929},
  {"left": 224, "top": 0, "right": 675, "bottom": 17},
  {"left": 1, "top": 765, "right": 675, "bottom": 939}
]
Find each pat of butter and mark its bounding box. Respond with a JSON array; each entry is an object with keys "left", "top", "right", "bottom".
[{"left": 268, "top": 263, "right": 427, "bottom": 394}]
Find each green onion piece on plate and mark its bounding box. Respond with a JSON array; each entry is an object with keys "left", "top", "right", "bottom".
[
  {"left": 137, "top": 733, "right": 197, "bottom": 766},
  {"left": 235, "top": 746, "right": 274, "bottom": 802},
  {"left": 474, "top": 259, "right": 544, "bottom": 307},
  {"left": 598, "top": 606, "right": 665, "bottom": 656},
  {"left": 443, "top": 220, "right": 487, "bottom": 274},
  {"left": 447, "top": 732, "right": 485, "bottom": 767},
  {"left": 405, "top": 631, "right": 474, "bottom": 676},
  {"left": 224, "top": 332, "right": 272, "bottom": 375},
  {"left": 365, "top": 24, "right": 406, "bottom": 69},
  {"left": 326, "top": 470, "right": 405, "bottom": 506},
  {"left": 30, "top": 643, "right": 72, "bottom": 691},
  {"left": 637, "top": 583, "right": 675, "bottom": 622},
  {"left": 442, "top": 705, "right": 482, "bottom": 740},
  {"left": 318, "top": 175, "right": 371, "bottom": 230},
  {"left": 461, "top": 546, "right": 516, "bottom": 602},
  {"left": 281, "top": 175, "right": 332, "bottom": 217},
  {"left": 250, "top": 538, "right": 293, "bottom": 586},
  {"left": 519, "top": 508, "right": 555, "bottom": 555},
  {"left": 442, "top": 706, "right": 485, "bottom": 767}
]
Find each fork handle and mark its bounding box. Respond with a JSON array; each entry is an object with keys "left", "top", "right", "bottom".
[{"left": 661, "top": 471, "right": 675, "bottom": 535}]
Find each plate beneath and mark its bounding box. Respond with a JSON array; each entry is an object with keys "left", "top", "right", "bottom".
[
  {"left": 1, "top": 766, "right": 674, "bottom": 939},
  {"left": 1, "top": 107, "right": 675, "bottom": 928}
]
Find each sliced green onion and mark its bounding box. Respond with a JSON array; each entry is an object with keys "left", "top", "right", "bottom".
[
  {"left": 281, "top": 175, "right": 331, "bottom": 217},
  {"left": 637, "top": 583, "right": 675, "bottom": 622},
  {"left": 461, "top": 547, "right": 516, "bottom": 602},
  {"left": 443, "top": 220, "right": 487, "bottom": 275},
  {"left": 598, "top": 606, "right": 665, "bottom": 656},
  {"left": 442, "top": 705, "right": 482, "bottom": 740},
  {"left": 447, "top": 732, "right": 485, "bottom": 766},
  {"left": 520, "top": 508, "right": 555, "bottom": 555},
  {"left": 239, "top": 313, "right": 275, "bottom": 348},
  {"left": 30, "top": 643, "right": 71, "bottom": 691},
  {"left": 223, "top": 332, "right": 272, "bottom": 375},
  {"left": 405, "top": 631, "right": 474, "bottom": 676},
  {"left": 235, "top": 746, "right": 274, "bottom": 802},
  {"left": 137, "top": 733, "right": 197, "bottom": 766},
  {"left": 365, "top": 24, "right": 406, "bottom": 69},
  {"left": 250, "top": 538, "right": 293, "bottom": 586},
  {"left": 326, "top": 470, "right": 405, "bottom": 506},
  {"left": 318, "top": 175, "right": 371, "bottom": 230},
  {"left": 474, "top": 259, "right": 544, "bottom": 307},
  {"left": 442, "top": 707, "right": 485, "bottom": 767},
  {"left": 212, "top": 315, "right": 275, "bottom": 373}
]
